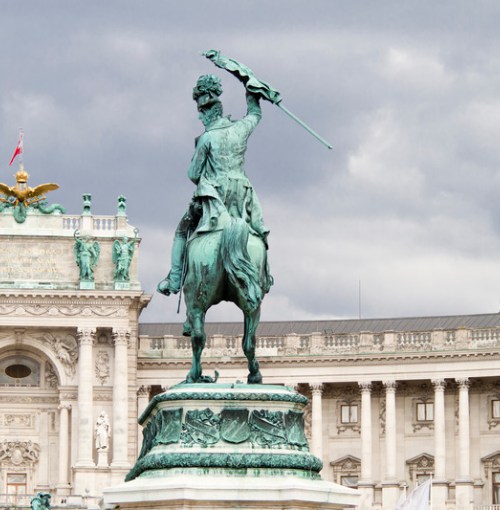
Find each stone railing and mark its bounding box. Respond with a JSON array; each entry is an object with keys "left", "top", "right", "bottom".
[
  {"left": 0, "top": 492, "right": 102, "bottom": 508},
  {"left": 138, "top": 326, "right": 500, "bottom": 359}
]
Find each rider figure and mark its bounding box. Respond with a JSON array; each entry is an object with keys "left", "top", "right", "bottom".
[{"left": 158, "top": 74, "right": 269, "bottom": 296}]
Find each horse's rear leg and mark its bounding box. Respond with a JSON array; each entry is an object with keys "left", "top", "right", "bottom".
[
  {"left": 187, "top": 310, "right": 206, "bottom": 383},
  {"left": 243, "top": 307, "right": 262, "bottom": 384}
]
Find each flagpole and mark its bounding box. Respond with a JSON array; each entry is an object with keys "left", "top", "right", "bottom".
[
  {"left": 429, "top": 475, "right": 433, "bottom": 510},
  {"left": 19, "top": 128, "right": 23, "bottom": 166}
]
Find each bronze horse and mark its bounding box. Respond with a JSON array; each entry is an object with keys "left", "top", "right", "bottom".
[{"left": 181, "top": 218, "right": 272, "bottom": 384}]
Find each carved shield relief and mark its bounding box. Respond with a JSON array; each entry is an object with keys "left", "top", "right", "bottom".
[{"left": 220, "top": 409, "right": 250, "bottom": 444}]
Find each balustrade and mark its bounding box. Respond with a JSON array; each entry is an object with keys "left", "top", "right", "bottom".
[{"left": 138, "top": 327, "right": 500, "bottom": 359}]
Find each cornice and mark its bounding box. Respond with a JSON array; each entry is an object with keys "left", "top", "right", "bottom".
[{"left": 0, "top": 289, "right": 148, "bottom": 303}]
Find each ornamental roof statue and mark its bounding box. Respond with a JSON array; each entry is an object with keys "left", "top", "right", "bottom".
[{"left": 0, "top": 164, "right": 64, "bottom": 223}]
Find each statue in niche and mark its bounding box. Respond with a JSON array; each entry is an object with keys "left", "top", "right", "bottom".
[
  {"left": 74, "top": 230, "right": 100, "bottom": 281},
  {"left": 30, "top": 492, "right": 51, "bottom": 510},
  {"left": 44, "top": 361, "right": 58, "bottom": 388},
  {"left": 95, "top": 351, "right": 110, "bottom": 385},
  {"left": 95, "top": 411, "right": 111, "bottom": 451},
  {"left": 112, "top": 229, "right": 138, "bottom": 282}
]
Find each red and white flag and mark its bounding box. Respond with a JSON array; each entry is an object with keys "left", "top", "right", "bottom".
[{"left": 9, "top": 130, "right": 24, "bottom": 166}]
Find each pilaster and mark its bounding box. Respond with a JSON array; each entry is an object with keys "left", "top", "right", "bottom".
[
  {"left": 382, "top": 380, "right": 398, "bottom": 510},
  {"left": 432, "top": 378, "right": 448, "bottom": 508},
  {"left": 310, "top": 383, "right": 324, "bottom": 464},
  {"left": 455, "top": 377, "right": 473, "bottom": 510},
  {"left": 57, "top": 403, "right": 72, "bottom": 495},
  {"left": 358, "top": 381, "right": 374, "bottom": 510},
  {"left": 111, "top": 327, "right": 131, "bottom": 468},
  {"left": 75, "top": 327, "right": 96, "bottom": 468}
]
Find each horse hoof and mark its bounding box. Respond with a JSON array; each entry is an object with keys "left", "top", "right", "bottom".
[{"left": 247, "top": 372, "right": 262, "bottom": 384}]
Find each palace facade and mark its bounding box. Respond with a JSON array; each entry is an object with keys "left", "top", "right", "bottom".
[{"left": 0, "top": 196, "right": 499, "bottom": 510}]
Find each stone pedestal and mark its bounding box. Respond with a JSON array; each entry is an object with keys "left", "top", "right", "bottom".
[
  {"left": 97, "top": 450, "right": 109, "bottom": 468},
  {"left": 103, "top": 383, "right": 359, "bottom": 510}
]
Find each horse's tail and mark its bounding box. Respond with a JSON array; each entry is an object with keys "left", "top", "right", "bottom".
[{"left": 220, "top": 218, "right": 263, "bottom": 312}]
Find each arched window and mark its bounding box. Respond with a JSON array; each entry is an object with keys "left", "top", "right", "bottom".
[{"left": 0, "top": 356, "right": 40, "bottom": 386}]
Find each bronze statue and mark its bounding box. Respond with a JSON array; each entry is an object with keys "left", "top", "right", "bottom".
[
  {"left": 74, "top": 230, "right": 100, "bottom": 281},
  {"left": 157, "top": 51, "right": 331, "bottom": 384},
  {"left": 30, "top": 492, "right": 51, "bottom": 510},
  {"left": 158, "top": 69, "right": 273, "bottom": 384}
]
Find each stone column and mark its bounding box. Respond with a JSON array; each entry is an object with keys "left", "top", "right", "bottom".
[
  {"left": 310, "top": 383, "right": 324, "bottom": 462},
  {"left": 382, "top": 381, "right": 399, "bottom": 509},
  {"left": 75, "top": 327, "right": 95, "bottom": 467},
  {"left": 137, "top": 385, "right": 150, "bottom": 456},
  {"left": 111, "top": 328, "right": 130, "bottom": 468},
  {"left": 432, "top": 379, "right": 448, "bottom": 508},
  {"left": 455, "top": 378, "right": 473, "bottom": 510},
  {"left": 359, "top": 382, "right": 374, "bottom": 510},
  {"left": 57, "top": 403, "right": 71, "bottom": 495}
]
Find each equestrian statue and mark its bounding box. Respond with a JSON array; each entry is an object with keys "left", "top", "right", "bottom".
[{"left": 158, "top": 51, "right": 332, "bottom": 384}]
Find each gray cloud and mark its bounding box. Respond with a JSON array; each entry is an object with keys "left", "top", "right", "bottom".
[{"left": 1, "top": 1, "right": 500, "bottom": 323}]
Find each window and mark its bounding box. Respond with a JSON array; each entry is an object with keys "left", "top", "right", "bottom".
[
  {"left": 492, "top": 400, "right": 500, "bottom": 419},
  {"left": 341, "top": 404, "right": 358, "bottom": 424},
  {"left": 416, "top": 473, "right": 431, "bottom": 485},
  {"left": 6, "top": 473, "right": 27, "bottom": 506},
  {"left": 331, "top": 455, "right": 361, "bottom": 486},
  {"left": 494, "top": 472, "right": 500, "bottom": 505},
  {"left": 416, "top": 402, "right": 434, "bottom": 421},
  {"left": 341, "top": 475, "right": 358, "bottom": 488},
  {"left": 406, "top": 453, "right": 434, "bottom": 482},
  {"left": 0, "top": 356, "right": 40, "bottom": 386}
]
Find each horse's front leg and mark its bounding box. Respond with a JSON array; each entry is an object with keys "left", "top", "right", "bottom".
[
  {"left": 243, "top": 307, "right": 262, "bottom": 384},
  {"left": 186, "top": 309, "right": 206, "bottom": 383}
]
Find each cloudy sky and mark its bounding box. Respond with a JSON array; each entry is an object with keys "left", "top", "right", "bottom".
[{"left": 1, "top": 1, "right": 500, "bottom": 324}]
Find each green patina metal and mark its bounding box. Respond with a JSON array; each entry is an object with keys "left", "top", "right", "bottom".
[
  {"left": 130, "top": 384, "right": 320, "bottom": 483},
  {"left": 30, "top": 492, "right": 52, "bottom": 510},
  {"left": 126, "top": 451, "right": 322, "bottom": 482},
  {"left": 157, "top": 64, "right": 275, "bottom": 384},
  {"left": 140, "top": 384, "right": 308, "bottom": 423},
  {"left": 0, "top": 166, "right": 64, "bottom": 223},
  {"left": 134, "top": 406, "right": 312, "bottom": 465},
  {"left": 112, "top": 231, "right": 137, "bottom": 282},
  {"left": 117, "top": 194, "right": 127, "bottom": 216},
  {"left": 155, "top": 408, "right": 183, "bottom": 445},
  {"left": 73, "top": 230, "right": 100, "bottom": 282}
]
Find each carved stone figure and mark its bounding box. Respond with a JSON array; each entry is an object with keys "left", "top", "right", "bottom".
[
  {"left": 43, "top": 333, "right": 78, "bottom": 377},
  {"left": 30, "top": 492, "right": 51, "bottom": 510},
  {"left": 0, "top": 440, "right": 40, "bottom": 466},
  {"left": 112, "top": 235, "right": 136, "bottom": 282},
  {"left": 95, "top": 411, "right": 110, "bottom": 451},
  {"left": 74, "top": 230, "right": 100, "bottom": 281},
  {"left": 95, "top": 351, "right": 110, "bottom": 385},
  {"left": 44, "top": 361, "right": 58, "bottom": 388}
]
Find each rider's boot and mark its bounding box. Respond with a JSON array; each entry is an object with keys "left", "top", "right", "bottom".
[{"left": 158, "top": 235, "right": 185, "bottom": 295}]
